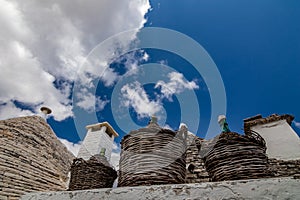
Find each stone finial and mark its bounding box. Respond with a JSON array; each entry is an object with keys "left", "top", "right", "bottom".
[
  {"left": 40, "top": 107, "right": 52, "bottom": 120},
  {"left": 40, "top": 107, "right": 52, "bottom": 114},
  {"left": 147, "top": 115, "right": 160, "bottom": 128},
  {"left": 218, "top": 115, "right": 230, "bottom": 133},
  {"left": 179, "top": 123, "right": 188, "bottom": 141},
  {"left": 150, "top": 115, "right": 158, "bottom": 124}
]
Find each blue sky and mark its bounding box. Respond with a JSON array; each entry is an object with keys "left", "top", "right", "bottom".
[
  {"left": 142, "top": 0, "right": 300, "bottom": 137},
  {"left": 1, "top": 0, "right": 300, "bottom": 155},
  {"left": 65, "top": 0, "right": 300, "bottom": 144}
]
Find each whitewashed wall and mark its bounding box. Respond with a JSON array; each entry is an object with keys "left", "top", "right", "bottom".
[
  {"left": 251, "top": 120, "right": 300, "bottom": 160},
  {"left": 77, "top": 126, "right": 114, "bottom": 161}
]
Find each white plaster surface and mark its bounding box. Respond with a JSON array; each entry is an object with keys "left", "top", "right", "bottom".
[
  {"left": 251, "top": 120, "right": 300, "bottom": 160},
  {"left": 77, "top": 127, "right": 114, "bottom": 161},
  {"left": 21, "top": 177, "right": 300, "bottom": 200}
]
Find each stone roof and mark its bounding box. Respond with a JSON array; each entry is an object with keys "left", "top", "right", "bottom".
[
  {"left": 0, "top": 116, "right": 75, "bottom": 199},
  {"left": 203, "top": 132, "right": 271, "bottom": 181},
  {"left": 68, "top": 156, "right": 117, "bottom": 191},
  {"left": 118, "top": 123, "right": 187, "bottom": 187}
]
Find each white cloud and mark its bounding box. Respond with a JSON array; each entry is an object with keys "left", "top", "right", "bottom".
[
  {"left": 112, "top": 141, "right": 119, "bottom": 151},
  {"left": 155, "top": 72, "right": 199, "bottom": 100},
  {"left": 142, "top": 52, "right": 150, "bottom": 62},
  {"left": 113, "top": 50, "right": 150, "bottom": 78},
  {"left": 121, "top": 51, "right": 149, "bottom": 76},
  {"left": 293, "top": 121, "right": 300, "bottom": 129},
  {"left": 101, "top": 68, "right": 120, "bottom": 87},
  {"left": 162, "top": 124, "right": 173, "bottom": 130},
  {"left": 0, "top": 101, "right": 34, "bottom": 120},
  {"left": 119, "top": 72, "right": 199, "bottom": 118},
  {"left": 75, "top": 89, "right": 109, "bottom": 112},
  {"left": 58, "top": 138, "right": 82, "bottom": 157},
  {"left": 158, "top": 60, "right": 168, "bottom": 65},
  {"left": 121, "top": 81, "right": 163, "bottom": 118},
  {"left": 0, "top": 0, "right": 151, "bottom": 121},
  {"left": 111, "top": 141, "right": 121, "bottom": 170},
  {"left": 111, "top": 152, "right": 120, "bottom": 170}
]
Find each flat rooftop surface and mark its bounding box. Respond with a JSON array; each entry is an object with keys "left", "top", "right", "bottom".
[{"left": 21, "top": 177, "right": 300, "bottom": 200}]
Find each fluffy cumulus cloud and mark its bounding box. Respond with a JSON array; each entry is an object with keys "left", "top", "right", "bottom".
[
  {"left": 293, "top": 121, "right": 300, "bottom": 129},
  {"left": 155, "top": 72, "right": 199, "bottom": 100},
  {"left": 0, "top": 101, "right": 34, "bottom": 119},
  {"left": 75, "top": 88, "right": 109, "bottom": 113},
  {"left": 121, "top": 81, "right": 163, "bottom": 118},
  {"left": 111, "top": 141, "right": 121, "bottom": 170},
  {"left": 120, "top": 72, "right": 199, "bottom": 118},
  {"left": 58, "top": 138, "right": 82, "bottom": 157},
  {"left": 0, "top": 0, "right": 151, "bottom": 121}
]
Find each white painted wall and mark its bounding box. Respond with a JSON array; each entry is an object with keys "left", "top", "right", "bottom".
[
  {"left": 77, "top": 126, "right": 114, "bottom": 161},
  {"left": 251, "top": 120, "right": 300, "bottom": 160}
]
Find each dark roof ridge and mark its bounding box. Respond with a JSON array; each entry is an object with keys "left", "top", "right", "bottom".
[{"left": 244, "top": 113, "right": 294, "bottom": 135}]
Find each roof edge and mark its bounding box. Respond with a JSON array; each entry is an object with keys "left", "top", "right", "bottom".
[
  {"left": 86, "top": 122, "right": 119, "bottom": 137},
  {"left": 244, "top": 114, "right": 294, "bottom": 135}
]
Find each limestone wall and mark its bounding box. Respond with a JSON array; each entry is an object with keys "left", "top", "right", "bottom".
[
  {"left": 0, "top": 116, "right": 75, "bottom": 200},
  {"left": 21, "top": 177, "right": 300, "bottom": 200},
  {"left": 251, "top": 120, "right": 300, "bottom": 160},
  {"left": 185, "top": 134, "right": 210, "bottom": 183},
  {"left": 268, "top": 158, "right": 300, "bottom": 178}
]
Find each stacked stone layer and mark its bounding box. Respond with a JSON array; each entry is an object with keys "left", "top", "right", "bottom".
[
  {"left": 203, "top": 132, "right": 272, "bottom": 181},
  {"left": 185, "top": 134, "right": 210, "bottom": 183},
  {"left": 68, "top": 156, "right": 117, "bottom": 190},
  {"left": 118, "top": 125, "right": 186, "bottom": 187},
  {"left": 268, "top": 158, "right": 300, "bottom": 178},
  {"left": 0, "top": 116, "right": 74, "bottom": 200}
]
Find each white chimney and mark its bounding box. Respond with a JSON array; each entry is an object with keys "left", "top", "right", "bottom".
[{"left": 77, "top": 122, "right": 119, "bottom": 162}]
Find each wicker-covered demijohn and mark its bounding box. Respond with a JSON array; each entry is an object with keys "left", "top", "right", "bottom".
[
  {"left": 68, "top": 154, "right": 117, "bottom": 190},
  {"left": 203, "top": 131, "right": 272, "bottom": 181},
  {"left": 118, "top": 118, "right": 187, "bottom": 187}
]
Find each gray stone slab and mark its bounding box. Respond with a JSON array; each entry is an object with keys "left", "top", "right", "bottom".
[{"left": 21, "top": 177, "right": 300, "bottom": 200}]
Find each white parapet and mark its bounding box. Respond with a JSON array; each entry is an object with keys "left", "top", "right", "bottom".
[{"left": 21, "top": 177, "right": 300, "bottom": 200}]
